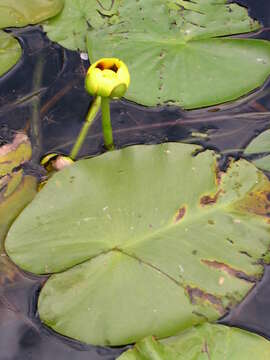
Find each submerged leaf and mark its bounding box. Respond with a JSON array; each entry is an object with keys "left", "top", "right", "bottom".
[
  {"left": 117, "top": 323, "right": 270, "bottom": 360},
  {"left": 87, "top": 0, "right": 270, "bottom": 108},
  {"left": 0, "top": 31, "right": 21, "bottom": 77},
  {"left": 0, "top": 133, "right": 36, "bottom": 247},
  {"left": 0, "top": 0, "right": 64, "bottom": 29},
  {"left": 5, "top": 143, "right": 270, "bottom": 345},
  {"left": 0, "top": 134, "right": 37, "bottom": 283},
  {"left": 0, "top": 133, "right": 32, "bottom": 176}
]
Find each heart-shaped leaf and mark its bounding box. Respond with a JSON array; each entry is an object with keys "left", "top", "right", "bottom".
[
  {"left": 5, "top": 143, "right": 270, "bottom": 345},
  {"left": 117, "top": 323, "right": 270, "bottom": 360},
  {"left": 0, "top": 0, "right": 64, "bottom": 29},
  {"left": 43, "top": 0, "right": 270, "bottom": 108},
  {"left": 86, "top": 0, "right": 270, "bottom": 108},
  {"left": 0, "top": 31, "right": 22, "bottom": 77}
]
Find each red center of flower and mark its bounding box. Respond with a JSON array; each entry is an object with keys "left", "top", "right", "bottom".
[{"left": 96, "top": 61, "right": 118, "bottom": 73}]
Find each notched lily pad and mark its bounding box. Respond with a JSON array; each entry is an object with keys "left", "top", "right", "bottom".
[
  {"left": 43, "top": 0, "right": 270, "bottom": 108},
  {"left": 5, "top": 143, "right": 270, "bottom": 345},
  {"left": 86, "top": 0, "right": 270, "bottom": 108},
  {"left": 117, "top": 323, "right": 270, "bottom": 360},
  {"left": 0, "top": 31, "right": 22, "bottom": 77},
  {"left": 0, "top": 0, "right": 64, "bottom": 29},
  {"left": 43, "top": 0, "right": 120, "bottom": 51}
]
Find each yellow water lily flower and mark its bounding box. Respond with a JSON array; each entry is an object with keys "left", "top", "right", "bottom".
[{"left": 85, "top": 58, "right": 130, "bottom": 98}]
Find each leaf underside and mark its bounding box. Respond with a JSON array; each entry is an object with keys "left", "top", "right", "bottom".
[
  {"left": 5, "top": 143, "right": 270, "bottom": 345},
  {"left": 117, "top": 323, "right": 270, "bottom": 360}
]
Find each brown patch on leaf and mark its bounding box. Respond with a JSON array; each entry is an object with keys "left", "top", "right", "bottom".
[
  {"left": 174, "top": 206, "right": 186, "bottom": 223},
  {"left": 202, "top": 341, "right": 211, "bottom": 360},
  {"left": 185, "top": 285, "right": 225, "bottom": 315},
  {"left": 214, "top": 163, "right": 224, "bottom": 186},
  {"left": 200, "top": 190, "right": 222, "bottom": 206},
  {"left": 232, "top": 179, "right": 270, "bottom": 219},
  {"left": 202, "top": 260, "right": 257, "bottom": 283}
]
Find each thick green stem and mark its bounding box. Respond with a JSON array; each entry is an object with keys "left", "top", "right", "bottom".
[
  {"left": 101, "top": 97, "right": 114, "bottom": 150},
  {"left": 70, "top": 96, "right": 101, "bottom": 160}
]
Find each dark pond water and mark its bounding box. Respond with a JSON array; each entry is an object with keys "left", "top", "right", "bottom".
[{"left": 1, "top": 1, "right": 270, "bottom": 359}]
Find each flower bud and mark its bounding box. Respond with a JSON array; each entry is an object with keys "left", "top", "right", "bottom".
[
  {"left": 85, "top": 58, "right": 130, "bottom": 99},
  {"left": 41, "top": 153, "right": 74, "bottom": 172}
]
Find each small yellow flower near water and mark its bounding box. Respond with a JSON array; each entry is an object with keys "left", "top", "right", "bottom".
[
  {"left": 85, "top": 58, "right": 130, "bottom": 98},
  {"left": 41, "top": 153, "right": 74, "bottom": 172}
]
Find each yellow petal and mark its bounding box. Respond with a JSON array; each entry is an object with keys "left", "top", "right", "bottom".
[{"left": 85, "top": 58, "right": 130, "bottom": 98}]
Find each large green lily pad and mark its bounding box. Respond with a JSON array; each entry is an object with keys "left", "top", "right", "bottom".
[
  {"left": 0, "top": 0, "right": 64, "bottom": 29},
  {"left": 0, "top": 31, "right": 22, "bottom": 77},
  {"left": 5, "top": 143, "right": 270, "bottom": 345},
  {"left": 43, "top": 0, "right": 270, "bottom": 108},
  {"left": 86, "top": 0, "right": 270, "bottom": 108},
  {"left": 117, "top": 323, "right": 270, "bottom": 360}
]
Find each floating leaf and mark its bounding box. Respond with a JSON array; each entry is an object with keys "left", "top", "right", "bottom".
[
  {"left": 43, "top": 0, "right": 120, "bottom": 51},
  {"left": 117, "top": 323, "right": 270, "bottom": 360},
  {"left": 86, "top": 0, "right": 270, "bottom": 108},
  {"left": 244, "top": 129, "right": 270, "bottom": 171},
  {"left": 245, "top": 129, "right": 270, "bottom": 155},
  {"left": 5, "top": 143, "right": 270, "bottom": 345},
  {"left": 0, "top": 176, "right": 37, "bottom": 250},
  {"left": 0, "top": 31, "right": 21, "bottom": 77},
  {"left": 43, "top": 0, "right": 270, "bottom": 108},
  {"left": 0, "top": 0, "right": 64, "bottom": 29},
  {"left": 252, "top": 155, "right": 270, "bottom": 172}
]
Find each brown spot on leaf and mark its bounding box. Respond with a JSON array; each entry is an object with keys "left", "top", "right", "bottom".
[
  {"left": 232, "top": 179, "right": 270, "bottom": 219},
  {"left": 214, "top": 163, "right": 223, "bottom": 186},
  {"left": 185, "top": 285, "right": 225, "bottom": 315},
  {"left": 200, "top": 190, "right": 222, "bottom": 206},
  {"left": 202, "top": 341, "right": 211, "bottom": 360},
  {"left": 202, "top": 260, "right": 257, "bottom": 283},
  {"left": 174, "top": 206, "right": 186, "bottom": 223}
]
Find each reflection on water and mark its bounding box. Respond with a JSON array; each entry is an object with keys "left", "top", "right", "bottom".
[{"left": 1, "top": 1, "right": 270, "bottom": 358}]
